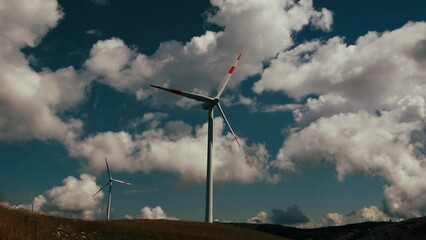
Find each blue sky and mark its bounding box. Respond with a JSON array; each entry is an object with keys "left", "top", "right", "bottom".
[{"left": 0, "top": 0, "right": 425, "bottom": 225}]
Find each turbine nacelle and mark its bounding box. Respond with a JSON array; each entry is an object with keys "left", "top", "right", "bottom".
[{"left": 202, "top": 98, "right": 219, "bottom": 110}]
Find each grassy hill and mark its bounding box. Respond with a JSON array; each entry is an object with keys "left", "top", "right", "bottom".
[
  {"left": 2, "top": 205, "right": 426, "bottom": 240},
  {"left": 0, "top": 205, "right": 287, "bottom": 240},
  {"left": 231, "top": 216, "right": 426, "bottom": 240}
]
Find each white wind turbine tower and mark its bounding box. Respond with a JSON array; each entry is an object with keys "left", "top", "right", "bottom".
[
  {"left": 94, "top": 157, "right": 131, "bottom": 220},
  {"left": 150, "top": 53, "right": 248, "bottom": 223}
]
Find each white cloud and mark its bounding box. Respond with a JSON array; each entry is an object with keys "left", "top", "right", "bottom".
[
  {"left": 254, "top": 22, "right": 426, "bottom": 110},
  {"left": 311, "top": 8, "right": 333, "bottom": 31},
  {"left": 0, "top": 0, "right": 88, "bottom": 142},
  {"left": 45, "top": 173, "right": 104, "bottom": 219},
  {"left": 84, "top": 0, "right": 333, "bottom": 106},
  {"left": 266, "top": 22, "right": 426, "bottom": 218},
  {"left": 0, "top": 64, "right": 87, "bottom": 142},
  {"left": 274, "top": 107, "right": 426, "bottom": 217},
  {"left": 1, "top": 195, "right": 46, "bottom": 212},
  {"left": 291, "top": 93, "right": 352, "bottom": 126},
  {"left": 247, "top": 211, "right": 268, "bottom": 224},
  {"left": 299, "top": 205, "right": 391, "bottom": 228},
  {"left": 209, "top": 0, "right": 333, "bottom": 61},
  {"left": 85, "top": 38, "right": 133, "bottom": 82},
  {"left": 127, "top": 112, "right": 169, "bottom": 131},
  {"left": 0, "top": 0, "right": 63, "bottom": 48},
  {"left": 86, "top": 29, "right": 103, "bottom": 37},
  {"left": 0, "top": 202, "right": 11, "bottom": 207},
  {"left": 142, "top": 112, "right": 169, "bottom": 129},
  {"left": 67, "top": 118, "right": 276, "bottom": 184},
  {"left": 32, "top": 195, "right": 47, "bottom": 212},
  {"left": 138, "top": 206, "right": 177, "bottom": 220},
  {"left": 85, "top": 37, "right": 171, "bottom": 93},
  {"left": 141, "top": 206, "right": 167, "bottom": 219},
  {"left": 37, "top": 67, "right": 90, "bottom": 116},
  {"left": 320, "top": 212, "right": 346, "bottom": 227},
  {"left": 261, "top": 103, "right": 304, "bottom": 113},
  {"left": 46, "top": 174, "right": 102, "bottom": 212},
  {"left": 42, "top": 174, "right": 104, "bottom": 219},
  {"left": 221, "top": 94, "right": 255, "bottom": 107},
  {"left": 0, "top": 0, "right": 334, "bottom": 152},
  {"left": 2, "top": 174, "right": 104, "bottom": 219},
  {"left": 183, "top": 31, "right": 221, "bottom": 55},
  {"left": 0, "top": 0, "right": 330, "bottom": 186}
]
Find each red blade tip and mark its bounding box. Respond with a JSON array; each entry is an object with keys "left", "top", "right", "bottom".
[{"left": 228, "top": 66, "right": 236, "bottom": 74}]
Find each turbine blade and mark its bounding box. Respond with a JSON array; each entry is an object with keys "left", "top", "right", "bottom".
[
  {"left": 216, "top": 103, "right": 249, "bottom": 164},
  {"left": 112, "top": 178, "right": 132, "bottom": 185},
  {"left": 216, "top": 53, "right": 242, "bottom": 99},
  {"left": 93, "top": 180, "right": 110, "bottom": 197},
  {"left": 150, "top": 84, "right": 213, "bottom": 103},
  {"left": 105, "top": 157, "right": 111, "bottom": 179}
]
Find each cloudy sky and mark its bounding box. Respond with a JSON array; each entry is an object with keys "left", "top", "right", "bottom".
[{"left": 0, "top": 0, "right": 425, "bottom": 226}]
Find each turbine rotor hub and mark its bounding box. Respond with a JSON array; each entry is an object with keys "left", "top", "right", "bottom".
[{"left": 202, "top": 98, "right": 219, "bottom": 110}]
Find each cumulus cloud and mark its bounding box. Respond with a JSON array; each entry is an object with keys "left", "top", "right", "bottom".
[
  {"left": 67, "top": 118, "right": 276, "bottom": 184},
  {"left": 0, "top": 0, "right": 329, "bottom": 186},
  {"left": 32, "top": 195, "right": 48, "bottom": 212},
  {"left": 85, "top": 37, "right": 171, "bottom": 96},
  {"left": 0, "top": 0, "right": 63, "bottom": 48},
  {"left": 127, "top": 112, "right": 169, "bottom": 131},
  {"left": 247, "top": 211, "right": 268, "bottom": 224},
  {"left": 270, "top": 205, "right": 309, "bottom": 225},
  {"left": 84, "top": 0, "right": 333, "bottom": 106},
  {"left": 275, "top": 108, "right": 426, "bottom": 217},
  {"left": 209, "top": 0, "right": 333, "bottom": 59},
  {"left": 137, "top": 206, "right": 178, "bottom": 220},
  {"left": 264, "top": 22, "right": 426, "bottom": 218},
  {"left": 4, "top": 174, "right": 103, "bottom": 219},
  {"left": 142, "top": 112, "right": 169, "bottom": 129},
  {"left": 254, "top": 22, "right": 425, "bottom": 110},
  {"left": 221, "top": 94, "right": 255, "bottom": 108},
  {"left": 311, "top": 8, "right": 333, "bottom": 31},
  {"left": 0, "top": 65, "right": 86, "bottom": 142},
  {"left": 41, "top": 174, "right": 104, "bottom": 219},
  {"left": 299, "top": 205, "right": 391, "bottom": 228},
  {"left": 3, "top": 195, "right": 47, "bottom": 213},
  {"left": 46, "top": 174, "right": 102, "bottom": 211},
  {"left": 0, "top": 0, "right": 89, "bottom": 142}
]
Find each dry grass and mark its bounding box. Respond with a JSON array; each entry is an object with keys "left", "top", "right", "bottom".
[
  {"left": 0, "top": 205, "right": 287, "bottom": 240},
  {"left": 232, "top": 217, "right": 426, "bottom": 240}
]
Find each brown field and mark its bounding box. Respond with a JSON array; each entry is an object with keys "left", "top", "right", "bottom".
[
  {"left": 232, "top": 216, "right": 426, "bottom": 240},
  {"left": 2, "top": 204, "right": 426, "bottom": 240},
  {"left": 0, "top": 205, "right": 287, "bottom": 240}
]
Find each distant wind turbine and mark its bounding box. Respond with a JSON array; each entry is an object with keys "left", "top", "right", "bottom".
[
  {"left": 94, "top": 157, "right": 131, "bottom": 220},
  {"left": 150, "top": 53, "right": 249, "bottom": 223}
]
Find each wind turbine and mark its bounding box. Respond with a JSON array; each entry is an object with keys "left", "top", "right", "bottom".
[
  {"left": 94, "top": 157, "right": 131, "bottom": 220},
  {"left": 150, "top": 53, "right": 248, "bottom": 223}
]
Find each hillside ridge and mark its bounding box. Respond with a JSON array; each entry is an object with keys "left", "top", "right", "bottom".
[{"left": 0, "top": 205, "right": 286, "bottom": 240}]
